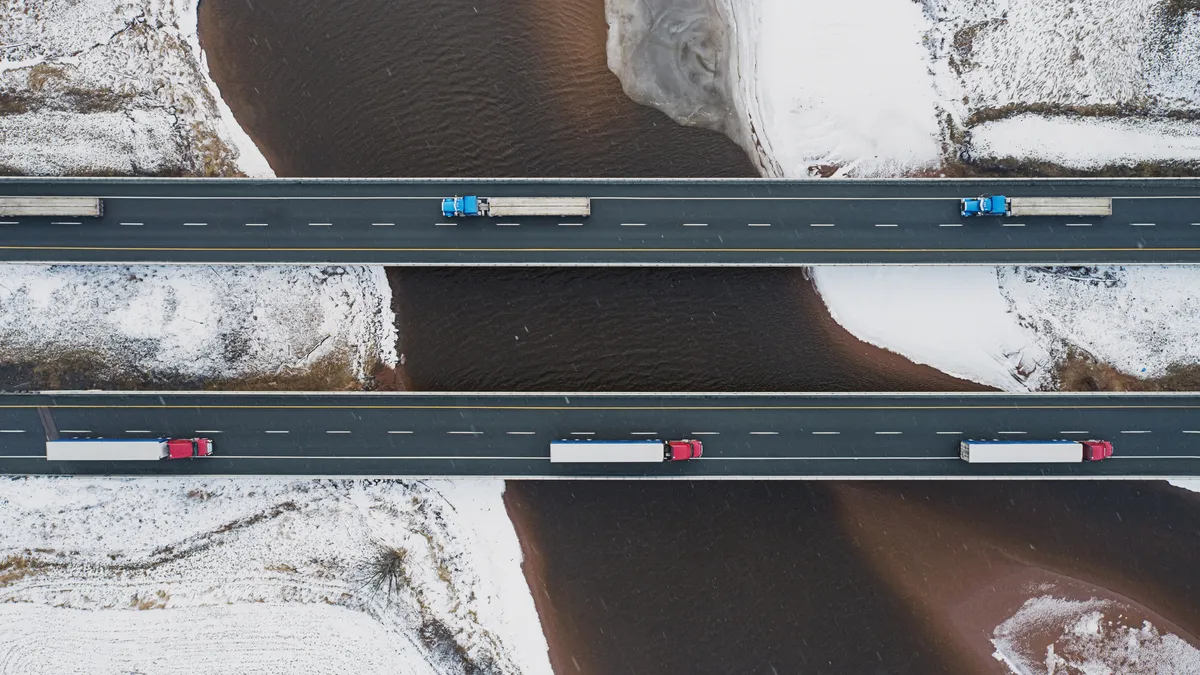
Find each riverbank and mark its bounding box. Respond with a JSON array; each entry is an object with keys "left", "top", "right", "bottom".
[
  {"left": 606, "top": 0, "right": 1200, "bottom": 177},
  {"left": 811, "top": 266, "right": 1200, "bottom": 392},
  {"left": 0, "top": 0, "right": 271, "bottom": 176}
]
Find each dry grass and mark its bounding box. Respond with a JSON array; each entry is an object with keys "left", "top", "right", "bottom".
[
  {"left": 130, "top": 589, "right": 170, "bottom": 610},
  {"left": 209, "top": 352, "right": 363, "bottom": 391},
  {"left": 361, "top": 544, "right": 412, "bottom": 604},
  {"left": 1055, "top": 350, "right": 1200, "bottom": 392},
  {"left": 27, "top": 64, "right": 66, "bottom": 93},
  {"left": 0, "top": 552, "right": 57, "bottom": 586},
  {"left": 189, "top": 122, "right": 244, "bottom": 178}
]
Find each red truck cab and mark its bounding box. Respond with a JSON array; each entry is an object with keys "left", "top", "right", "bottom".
[
  {"left": 1082, "top": 440, "right": 1113, "bottom": 462},
  {"left": 166, "top": 438, "right": 215, "bottom": 459},
  {"left": 667, "top": 439, "right": 703, "bottom": 461}
]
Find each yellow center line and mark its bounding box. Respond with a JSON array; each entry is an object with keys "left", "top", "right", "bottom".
[
  {"left": 4, "top": 403, "right": 1200, "bottom": 411},
  {"left": 2, "top": 246, "right": 1200, "bottom": 254}
]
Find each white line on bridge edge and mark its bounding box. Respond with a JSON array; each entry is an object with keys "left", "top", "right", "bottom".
[
  {"left": 749, "top": 431, "right": 778, "bottom": 435},
  {"left": 506, "top": 431, "right": 536, "bottom": 435}
]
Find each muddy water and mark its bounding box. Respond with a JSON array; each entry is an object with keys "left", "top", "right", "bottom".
[
  {"left": 197, "top": 0, "right": 756, "bottom": 177},
  {"left": 506, "top": 481, "right": 1200, "bottom": 675},
  {"left": 389, "top": 267, "right": 983, "bottom": 392}
]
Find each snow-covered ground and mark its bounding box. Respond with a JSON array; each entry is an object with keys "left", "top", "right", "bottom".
[
  {"left": 0, "top": 478, "right": 551, "bottom": 675},
  {"left": 992, "top": 595, "right": 1200, "bottom": 674},
  {"left": 0, "top": 0, "right": 271, "bottom": 176},
  {"left": 0, "top": 265, "right": 397, "bottom": 387},
  {"left": 606, "top": 0, "right": 1200, "bottom": 176},
  {"left": 811, "top": 266, "right": 1200, "bottom": 392}
]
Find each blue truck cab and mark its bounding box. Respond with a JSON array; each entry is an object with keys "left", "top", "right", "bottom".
[
  {"left": 441, "top": 195, "right": 482, "bottom": 218},
  {"left": 961, "top": 195, "right": 1009, "bottom": 217}
]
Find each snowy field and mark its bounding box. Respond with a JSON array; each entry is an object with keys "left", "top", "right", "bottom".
[
  {"left": 606, "top": 0, "right": 1200, "bottom": 176},
  {"left": 0, "top": 478, "right": 551, "bottom": 675},
  {"left": 992, "top": 595, "right": 1200, "bottom": 674},
  {"left": 0, "top": 0, "right": 270, "bottom": 176},
  {"left": 811, "top": 266, "right": 1200, "bottom": 392},
  {"left": 0, "top": 265, "right": 397, "bottom": 387}
]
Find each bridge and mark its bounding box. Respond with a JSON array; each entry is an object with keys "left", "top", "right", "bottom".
[
  {"left": 2, "top": 392, "right": 1198, "bottom": 479},
  {"left": 2, "top": 177, "right": 1200, "bottom": 265}
]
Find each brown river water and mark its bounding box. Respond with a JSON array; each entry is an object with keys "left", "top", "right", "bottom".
[{"left": 198, "top": 1, "right": 1200, "bottom": 672}]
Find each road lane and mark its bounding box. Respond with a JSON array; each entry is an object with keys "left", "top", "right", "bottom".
[
  {"left": 0, "top": 392, "right": 1198, "bottom": 477},
  {"left": 2, "top": 178, "right": 1200, "bottom": 264}
]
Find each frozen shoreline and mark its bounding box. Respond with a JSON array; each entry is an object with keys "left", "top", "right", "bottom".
[
  {"left": 606, "top": 0, "right": 1200, "bottom": 176},
  {"left": 0, "top": 0, "right": 272, "bottom": 176},
  {"left": 0, "top": 478, "right": 552, "bottom": 675}
]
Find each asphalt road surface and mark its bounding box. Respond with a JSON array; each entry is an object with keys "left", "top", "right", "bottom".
[
  {"left": 3, "top": 177, "right": 1200, "bottom": 264},
  {"left": 1, "top": 392, "right": 1199, "bottom": 478}
]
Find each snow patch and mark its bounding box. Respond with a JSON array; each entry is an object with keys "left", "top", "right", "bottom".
[
  {"left": 0, "top": 265, "right": 396, "bottom": 384},
  {"left": 0, "top": 0, "right": 272, "bottom": 176},
  {"left": 811, "top": 266, "right": 1200, "bottom": 391},
  {"left": 992, "top": 595, "right": 1200, "bottom": 675},
  {"left": 970, "top": 115, "right": 1200, "bottom": 168},
  {"left": 0, "top": 478, "right": 551, "bottom": 675}
]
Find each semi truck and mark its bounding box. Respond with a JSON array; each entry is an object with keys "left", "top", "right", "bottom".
[
  {"left": 0, "top": 197, "right": 103, "bottom": 217},
  {"left": 441, "top": 196, "right": 591, "bottom": 218},
  {"left": 45, "top": 437, "right": 214, "bottom": 461},
  {"left": 960, "top": 195, "right": 1112, "bottom": 218},
  {"left": 959, "top": 439, "right": 1113, "bottom": 463},
  {"left": 549, "top": 439, "right": 703, "bottom": 463}
]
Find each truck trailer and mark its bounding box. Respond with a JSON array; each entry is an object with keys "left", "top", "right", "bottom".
[
  {"left": 441, "top": 196, "right": 591, "bottom": 218},
  {"left": 549, "top": 439, "right": 703, "bottom": 463},
  {"left": 959, "top": 439, "right": 1113, "bottom": 464},
  {"left": 0, "top": 196, "right": 103, "bottom": 217},
  {"left": 46, "top": 437, "right": 214, "bottom": 461},
  {"left": 960, "top": 195, "right": 1112, "bottom": 218}
]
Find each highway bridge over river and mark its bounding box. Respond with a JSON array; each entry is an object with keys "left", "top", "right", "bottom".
[
  {"left": 1, "top": 392, "right": 1199, "bottom": 479},
  {"left": 2, "top": 177, "right": 1200, "bottom": 265}
]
